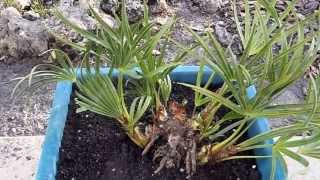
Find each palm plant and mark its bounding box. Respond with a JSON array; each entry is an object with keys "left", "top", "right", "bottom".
[
  {"left": 14, "top": 0, "right": 320, "bottom": 179},
  {"left": 184, "top": 0, "right": 320, "bottom": 178},
  {"left": 14, "top": 0, "right": 189, "bottom": 148}
]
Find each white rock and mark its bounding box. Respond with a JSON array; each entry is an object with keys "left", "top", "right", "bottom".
[
  {"left": 94, "top": 10, "right": 117, "bottom": 28},
  {"left": 22, "top": 11, "right": 40, "bottom": 21},
  {"left": 126, "top": 0, "right": 144, "bottom": 23},
  {"left": 15, "top": 0, "right": 32, "bottom": 10},
  {"left": 0, "top": 7, "right": 49, "bottom": 59},
  {"left": 0, "top": 7, "right": 21, "bottom": 17},
  {"left": 214, "top": 21, "right": 232, "bottom": 46},
  {"left": 99, "top": 0, "right": 119, "bottom": 14},
  {"left": 204, "top": 0, "right": 222, "bottom": 13},
  {"left": 192, "top": 0, "right": 222, "bottom": 14},
  {"left": 153, "top": 16, "right": 169, "bottom": 25}
]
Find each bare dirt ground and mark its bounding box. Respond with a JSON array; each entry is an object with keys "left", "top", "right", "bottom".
[{"left": 0, "top": 60, "right": 54, "bottom": 136}]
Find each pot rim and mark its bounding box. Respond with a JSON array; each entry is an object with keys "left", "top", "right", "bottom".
[{"left": 36, "top": 66, "right": 285, "bottom": 180}]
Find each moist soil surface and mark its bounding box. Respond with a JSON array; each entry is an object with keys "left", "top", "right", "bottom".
[{"left": 57, "top": 84, "right": 261, "bottom": 180}]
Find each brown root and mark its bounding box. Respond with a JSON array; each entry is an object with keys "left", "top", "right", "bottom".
[
  {"left": 214, "top": 146, "right": 239, "bottom": 162},
  {"left": 198, "top": 144, "right": 239, "bottom": 164},
  {"left": 191, "top": 140, "right": 197, "bottom": 173},
  {"left": 142, "top": 134, "right": 159, "bottom": 156},
  {"left": 154, "top": 156, "right": 169, "bottom": 174},
  {"left": 141, "top": 101, "right": 242, "bottom": 177},
  {"left": 142, "top": 101, "right": 198, "bottom": 177}
]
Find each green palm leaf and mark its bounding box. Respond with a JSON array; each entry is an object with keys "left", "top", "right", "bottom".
[{"left": 76, "top": 73, "right": 124, "bottom": 119}]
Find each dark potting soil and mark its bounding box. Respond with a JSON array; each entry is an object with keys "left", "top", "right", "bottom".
[{"left": 56, "top": 83, "right": 261, "bottom": 180}]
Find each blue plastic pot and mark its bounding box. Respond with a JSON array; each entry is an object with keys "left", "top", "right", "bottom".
[{"left": 36, "top": 66, "right": 285, "bottom": 180}]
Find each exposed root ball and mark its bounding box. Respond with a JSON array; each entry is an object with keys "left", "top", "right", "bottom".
[{"left": 142, "top": 101, "right": 198, "bottom": 176}]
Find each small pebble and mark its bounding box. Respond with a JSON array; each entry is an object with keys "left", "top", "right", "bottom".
[
  {"left": 13, "top": 147, "right": 22, "bottom": 151},
  {"left": 152, "top": 50, "right": 161, "bottom": 56},
  {"left": 112, "top": 168, "right": 116, "bottom": 172},
  {"left": 22, "top": 11, "right": 40, "bottom": 21},
  {"left": 302, "top": 87, "right": 308, "bottom": 96},
  {"left": 11, "top": 128, "right": 16, "bottom": 133}
]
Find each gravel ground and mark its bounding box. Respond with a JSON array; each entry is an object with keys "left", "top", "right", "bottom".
[
  {"left": 0, "top": 60, "right": 54, "bottom": 136},
  {"left": 269, "top": 79, "right": 307, "bottom": 128},
  {"left": 0, "top": 136, "right": 44, "bottom": 180}
]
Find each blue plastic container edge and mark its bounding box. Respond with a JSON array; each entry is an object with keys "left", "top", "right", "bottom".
[
  {"left": 246, "top": 85, "right": 286, "bottom": 180},
  {"left": 35, "top": 66, "right": 285, "bottom": 180},
  {"left": 36, "top": 81, "right": 72, "bottom": 180}
]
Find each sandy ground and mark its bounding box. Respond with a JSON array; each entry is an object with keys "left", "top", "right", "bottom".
[
  {"left": 286, "top": 155, "right": 320, "bottom": 180},
  {"left": 0, "top": 136, "right": 43, "bottom": 180}
]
